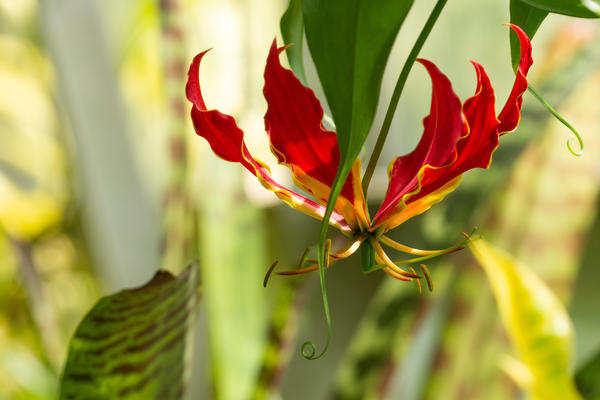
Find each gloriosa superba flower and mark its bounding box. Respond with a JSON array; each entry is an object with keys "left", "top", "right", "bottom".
[{"left": 186, "top": 24, "right": 532, "bottom": 288}]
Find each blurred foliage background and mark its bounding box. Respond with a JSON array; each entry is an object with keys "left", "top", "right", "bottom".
[{"left": 0, "top": 0, "right": 599, "bottom": 399}]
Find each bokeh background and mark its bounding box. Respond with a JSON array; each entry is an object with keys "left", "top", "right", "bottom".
[{"left": 0, "top": 0, "right": 599, "bottom": 398}]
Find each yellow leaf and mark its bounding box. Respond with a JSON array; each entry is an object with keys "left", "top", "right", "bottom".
[{"left": 469, "top": 239, "right": 581, "bottom": 400}]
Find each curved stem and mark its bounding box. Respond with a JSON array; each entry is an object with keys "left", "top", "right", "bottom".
[
  {"left": 527, "top": 85, "right": 583, "bottom": 156},
  {"left": 362, "top": 0, "right": 449, "bottom": 194}
]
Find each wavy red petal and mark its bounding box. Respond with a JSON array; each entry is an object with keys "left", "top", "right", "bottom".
[
  {"left": 373, "top": 59, "right": 466, "bottom": 225},
  {"left": 263, "top": 40, "right": 360, "bottom": 205},
  {"left": 498, "top": 24, "right": 533, "bottom": 134},
  {"left": 372, "top": 25, "right": 532, "bottom": 231},
  {"left": 185, "top": 49, "right": 351, "bottom": 232}
]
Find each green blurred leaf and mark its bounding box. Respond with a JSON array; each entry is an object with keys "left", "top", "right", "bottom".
[
  {"left": 280, "top": 0, "right": 306, "bottom": 83},
  {"left": 576, "top": 350, "right": 600, "bottom": 399},
  {"left": 39, "top": 0, "right": 159, "bottom": 290},
  {"left": 302, "top": 0, "right": 414, "bottom": 204},
  {"left": 521, "top": 0, "right": 600, "bottom": 17},
  {"left": 59, "top": 266, "right": 198, "bottom": 400},
  {"left": 510, "top": 0, "right": 548, "bottom": 70},
  {"left": 199, "top": 163, "right": 268, "bottom": 399},
  {"left": 470, "top": 239, "right": 581, "bottom": 400},
  {"left": 387, "top": 273, "right": 456, "bottom": 400},
  {"left": 331, "top": 277, "right": 420, "bottom": 399},
  {"left": 570, "top": 200, "right": 600, "bottom": 369}
]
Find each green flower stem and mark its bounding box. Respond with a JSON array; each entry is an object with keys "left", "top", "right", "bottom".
[
  {"left": 527, "top": 85, "right": 584, "bottom": 156},
  {"left": 362, "top": 0, "right": 448, "bottom": 195}
]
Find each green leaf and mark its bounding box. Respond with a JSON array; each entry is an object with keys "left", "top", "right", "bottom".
[
  {"left": 303, "top": 0, "right": 414, "bottom": 355},
  {"left": 576, "top": 350, "right": 600, "bottom": 399},
  {"left": 59, "top": 266, "right": 198, "bottom": 400},
  {"left": 470, "top": 239, "right": 582, "bottom": 400},
  {"left": 280, "top": 0, "right": 306, "bottom": 83},
  {"left": 303, "top": 0, "right": 413, "bottom": 171},
  {"left": 521, "top": 0, "right": 600, "bottom": 17},
  {"left": 510, "top": 0, "right": 548, "bottom": 70}
]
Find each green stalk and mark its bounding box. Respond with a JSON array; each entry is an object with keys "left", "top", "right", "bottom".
[
  {"left": 362, "top": 0, "right": 448, "bottom": 195},
  {"left": 527, "top": 85, "right": 584, "bottom": 156}
]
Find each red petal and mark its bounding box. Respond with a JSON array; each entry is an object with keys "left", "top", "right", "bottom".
[
  {"left": 185, "top": 50, "right": 351, "bottom": 232},
  {"left": 372, "top": 25, "right": 532, "bottom": 232},
  {"left": 263, "top": 40, "right": 367, "bottom": 228},
  {"left": 497, "top": 24, "right": 533, "bottom": 134},
  {"left": 372, "top": 59, "right": 466, "bottom": 227}
]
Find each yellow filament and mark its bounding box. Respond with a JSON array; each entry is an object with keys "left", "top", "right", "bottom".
[
  {"left": 410, "top": 267, "right": 422, "bottom": 293},
  {"left": 379, "top": 235, "right": 448, "bottom": 256},
  {"left": 371, "top": 238, "right": 421, "bottom": 279},
  {"left": 382, "top": 267, "right": 412, "bottom": 281},
  {"left": 278, "top": 235, "right": 366, "bottom": 276}
]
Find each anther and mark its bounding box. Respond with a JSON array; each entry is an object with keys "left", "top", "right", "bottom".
[
  {"left": 263, "top": 260, "right": 279, "bottom": 287},
  {"left": 410, "top": 267, "right": 422, "bottom": 294},
  {"left": 297, "top": 247, "right": 311, "bottom": 269},
  {"left": 419, "top": 264, "right": 433, "bottom": 292}
]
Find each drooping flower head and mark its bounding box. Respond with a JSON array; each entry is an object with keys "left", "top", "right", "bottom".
[{"left": 186, "top": 24, "right": 532, "bottom": 285}]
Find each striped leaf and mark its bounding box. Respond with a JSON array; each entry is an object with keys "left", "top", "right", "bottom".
[{"left": 59, "top": 266, "right": 198, "bottom": 400}]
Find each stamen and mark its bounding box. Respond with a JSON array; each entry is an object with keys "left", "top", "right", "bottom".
[
  {"left": 379, "top": 235, "right": 445, "bottom": 256},
  {"left": 323, "top": 239, "right": 332, "bottom": 269},
  {"left": 420, "top": 264, "right": 433, "bottom": 292},
  {"left": 277, "top": 235, "right": 366, "bottom": 277},
  {"left": 297, "top": 247, "right": 311, "bottom": 269},
  {"left": 371, "top": 238, "right": 422, "bottom": 279},
  {"left": 382, "top": 266, "right": 413, "bottom": 281},
  {"left": 278, "top": 264, "right": 319, "bottom": 275},
  {"left": 380, "top": 234, "right": 466, "bottom": 256},
  {"left": 410, "top": 267, "right": 422, "bottom": 293},
  {"left": 263, "top": 260, "right": 279, "bottom": 287},
  {"left": 330, "top": 234, "right": 367, "bottom": 260}
]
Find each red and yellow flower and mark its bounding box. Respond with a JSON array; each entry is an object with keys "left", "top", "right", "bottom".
[{"left": 186, "top": 25, "right": 532, "bottom": 284}]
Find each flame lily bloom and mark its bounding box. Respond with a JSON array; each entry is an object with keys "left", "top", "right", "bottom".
[{"left": 186, "top": 25, "right": 532, "bottom": 284}]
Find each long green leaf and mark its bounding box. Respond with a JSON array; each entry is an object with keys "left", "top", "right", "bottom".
[
  {"left": 280, "top": 0, "right": 306, "bottom": 83},
  {"left": 38, "top": 0, "right": 159, "bottom": 291},
  {"left": 521, "top": 0, "right": 600, "bottom": 17},
  {"left": 510, "top": 0, "right": 548, "bottom": 70},
  {"left": 470, "top": 239, "right": 581, "bottom": 400},
  {"left": 60, "top": 266, "right": 198, "bottom": 399},
  {"left": 303, "top": 0, "right": 413, "bottom": 171}
]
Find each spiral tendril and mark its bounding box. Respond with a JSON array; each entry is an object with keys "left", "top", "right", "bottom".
[
  {"left": 301, "top": 341, "right": 317, "bottom": 359},
  {"left": 527, "top": 85, "right": 583, "bottom": 157}
]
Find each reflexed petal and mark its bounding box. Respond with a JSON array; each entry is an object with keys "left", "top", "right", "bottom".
[
  {"left": 498, "top": 24, "right": 533, "bottom": 134},
  {"left": 185, "top": 50, "right": 351, "bottom": 233},
  {"left": 263, "top": 40, "right": 367, "bottom": 229},
  {"left": 373, "top": 25, "right": 532, "bottom": 232},
  {"left": 372, "top": 59, "right": 466, "bottom": 228}
]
